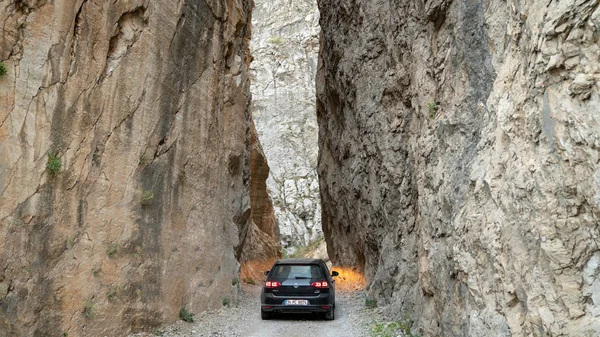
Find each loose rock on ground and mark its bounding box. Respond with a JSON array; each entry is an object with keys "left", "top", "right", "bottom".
[{"left": 131, "top": 285, "right": 379, "bottom": 337}]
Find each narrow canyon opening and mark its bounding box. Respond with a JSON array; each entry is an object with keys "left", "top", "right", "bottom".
[
  {"left": 1, "top": 0, "right": 599, "bottom": 335},
  {"left": 250, "top": 0, "right": 323, "bottom": 256}
]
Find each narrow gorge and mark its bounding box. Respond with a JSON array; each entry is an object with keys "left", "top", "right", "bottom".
[{"left": 0, "top": 0, "right": 598, "bottom": 336}]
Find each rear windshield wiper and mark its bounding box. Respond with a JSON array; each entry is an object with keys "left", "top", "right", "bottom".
[{"left": 294, "top": 276, "right": 311, "bottom": 279}]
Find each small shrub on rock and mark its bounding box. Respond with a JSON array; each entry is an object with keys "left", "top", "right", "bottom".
[
  {"left": 0, "top": 61, "right": 7, "bottom": 76},
  {"left": 222, "top": 297, "right": 230, "bottom": 306},
  {"left": 179, "top": 307, "right": 195, "bottom": 322},
  {"left": 427, "top": 101, "right": 439, "bottom": 118},
  {"left": 46, "top": 153, "right": 61, "bottom": 174}
]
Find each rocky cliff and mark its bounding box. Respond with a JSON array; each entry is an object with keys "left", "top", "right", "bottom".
[
  {"left": 0, "top": 0, "right": 277, "bottom": 335},
  {"left": 250, "top": 0, "right": 322, "bottom": 249},
  {"left": 317, "top": 0, "right": 600, "bottom": 336}
]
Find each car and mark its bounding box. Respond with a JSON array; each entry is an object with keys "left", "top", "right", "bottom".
[{"left": 260, "top": 258, "right": 339, "bottom": 320}]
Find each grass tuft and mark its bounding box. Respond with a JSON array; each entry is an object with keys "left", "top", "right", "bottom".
[
  {"left": 369, "top": 318, "right": 420, "bottom": 337},
  {"left": 427, "top": 101, "right": 439, "bottom": 118}
]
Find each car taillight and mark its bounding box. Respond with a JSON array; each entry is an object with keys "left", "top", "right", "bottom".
[
  {"left": 311, "top": 281, "right": 329, "bottom": 288},
  {"left": 265, "top": 281, "right": 281, "bottom": 288}
]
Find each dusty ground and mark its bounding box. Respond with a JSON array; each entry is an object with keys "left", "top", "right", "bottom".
[{"left": 131, "top": 284, "right": 379, "bottom": 337}]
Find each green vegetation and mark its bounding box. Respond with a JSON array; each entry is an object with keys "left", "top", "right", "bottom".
[
  {"left": 179, "top": 307, "right": 195, "bottom": 322},
  {"left": 107, "top": 284, "right": 121, "bottom": 302},
  {"left": 222, "top": 297, "right": 230, "bottom": 307},
  {"left": 369, "top": 319, "right": 420, "bottom": 337},
  {"left": 0, "top": 61, "right": 7, "bottom": 76},
  {"left": 286, "top": 236, "right": 325, "bottom": 258},
  {"left": 141, "top": 190, "right": 154, "bottom": 206},
  {"left": 231, "top": 277, "right": 239, "bottom": 286},
  {"left": 46, "top": 153, "right": 61, "bottom": 174},
  {"left": 154, "top": 330, "right": 164, "bottom": 336},
  {"left": 427, "top": 101, "right": 439, "bottom": 118},
  {"left": 267, "top": 35, "right": 285, "bottom": 45},
  {"left": 365, "top": 296, "right": 377, "bottom": 309},
  {"left": 83, "top": 300, "right": 95, "bottom": 319}
]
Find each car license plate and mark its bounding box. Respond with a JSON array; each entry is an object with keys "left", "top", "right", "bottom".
[{"left": 284, "top": 299, "right": 308, "bottom": 305}]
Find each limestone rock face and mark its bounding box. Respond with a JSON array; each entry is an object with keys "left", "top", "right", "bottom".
[
  {"left": 0, "top": 0, "right": 276, "bottom": 336},
  {"left": 317, "top": 0, "right": 600, "bottom": 336},
  {"left": 250, "top": 0, "right": 322, "bottom": 248},
  {"left": 240, "top": 120, "right": 281, "bottom": 261}
]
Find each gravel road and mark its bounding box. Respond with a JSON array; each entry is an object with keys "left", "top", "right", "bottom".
[{"left": 133, "top": 284, "right": 375, "bottom": 337}]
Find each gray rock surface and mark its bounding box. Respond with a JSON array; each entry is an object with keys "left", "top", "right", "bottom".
[
  {"left": 316, "top": 0, "right": 600, "bottom": 336},
  {"left": 250, "top": 0, "right": 322, "bottom": 249}
]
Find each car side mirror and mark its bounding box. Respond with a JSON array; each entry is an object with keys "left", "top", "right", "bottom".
[
  {"left": 264, "top": 271, "right": 270, "bottom": 276},
  {"left": 331, "top": 271, "right": 339, "bottom": 277}
]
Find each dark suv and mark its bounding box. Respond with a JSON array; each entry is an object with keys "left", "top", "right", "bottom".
[{"left": 261, "top": 258, "right": 339, "bottom": 320}]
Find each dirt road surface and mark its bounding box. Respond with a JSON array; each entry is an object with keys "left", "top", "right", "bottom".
[{"left": 132, "top": 285, "right": 375, "bottom": 337}]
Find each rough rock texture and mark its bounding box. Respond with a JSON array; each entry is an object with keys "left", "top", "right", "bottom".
[
  {"left": 0, "top": 0, "right": 277, "bottom": 336},
  {"left": 317, "top": 0, "right": 600, "bottom": 336},
  {"left": 250, "top": 0, "right": 322, "bottom": 248},
  {"left": 240, "top": 120, "right": 281, "bottom": 262}
]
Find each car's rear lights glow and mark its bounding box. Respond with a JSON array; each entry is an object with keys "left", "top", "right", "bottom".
[
  {"left": 311, "top": 281, "right": 329, "bottom": 288},
  {"left": 321, "top": 305, "right": 331, "bottom": 309},
  {"left": 265, "top": 281, "right": 281, "bottom": 288}
]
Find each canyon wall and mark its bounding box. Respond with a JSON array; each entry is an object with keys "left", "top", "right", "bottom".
[
  {"left": 0, "top": 0, "right": 277, "bottom": 335},
  {"left": 250, "top": 0, "right": 322, "bottom": 249},
  {"left": 317, "top": 0, "right": 600, "bottom": 336}
]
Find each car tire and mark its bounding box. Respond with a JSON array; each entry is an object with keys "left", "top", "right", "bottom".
[
  {"left": 325, "top": 307, "right": 335, "bottom": 320},
  {"left": 261, "top": 309, "right": 272, "bottom": 320}
]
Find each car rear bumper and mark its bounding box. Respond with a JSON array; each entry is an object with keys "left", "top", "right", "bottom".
[
  {"left": 261, "top": 304, "right": 332, "bottom": 314},
  {"left": 261, "top": 292, "right": 333, "bottom": 313}
]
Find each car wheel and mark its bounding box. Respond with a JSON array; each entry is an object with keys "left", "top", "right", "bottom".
[
  {"left": 325, "top": 307, "right": 335, "bottom": 320},
  {"left": 261, "top": 309, "right": 272, "bottom": 320}
]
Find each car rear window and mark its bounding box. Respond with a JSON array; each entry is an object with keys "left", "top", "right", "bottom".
[{"left": 271, "top": 264, "right": 323, "bottom": 280}]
